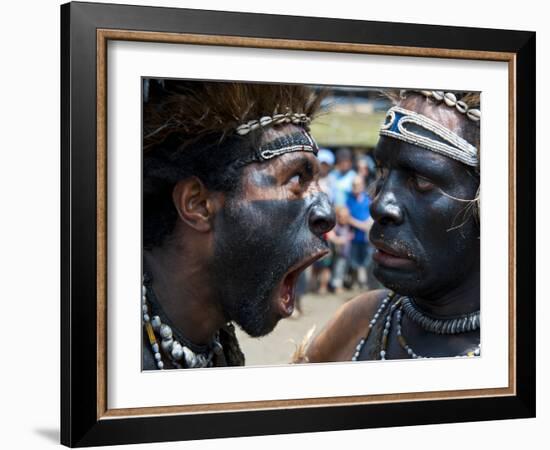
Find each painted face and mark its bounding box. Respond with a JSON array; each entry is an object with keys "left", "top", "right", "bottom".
[
  {"left": 369, "top": 136, "right": 479, "bottom": 299},
  {"left": 211, "top": 129, "right": 335, "bottom": 337}
]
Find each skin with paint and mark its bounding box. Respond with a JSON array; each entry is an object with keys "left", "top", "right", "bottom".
[
  {"left": 144, "top": 124, "right": 335, "bottom": 360},
  {"left": 306, "top": 97, "right": 480, "bottom": 362}
]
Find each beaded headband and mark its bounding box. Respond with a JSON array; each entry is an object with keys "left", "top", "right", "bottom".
[
  {"left": 412, "top": 90, "right": 481, "bottom": 122},
  {"left": 380, "top": 106, "right": 479, "bottom": 167},
  {"left": 234, "top": 112, "right": 317, "bottom": 163},
  {"left": 236, "top": 112, "right": 311, "bottom": 136},
  {"left": 256, "top": 129, "right": 318, "bottom": 161}
]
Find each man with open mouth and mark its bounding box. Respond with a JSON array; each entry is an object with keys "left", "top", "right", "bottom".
[
  {"left": 305, "top": 89, "right": 481, "bottom": 362},
  {"left": 142, "top": 80, "right": 335, "bottom": 370}
]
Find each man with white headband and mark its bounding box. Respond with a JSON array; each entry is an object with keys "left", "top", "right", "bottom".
[{"left": 304, "top": 90, "right": 481, "bottom": 362}]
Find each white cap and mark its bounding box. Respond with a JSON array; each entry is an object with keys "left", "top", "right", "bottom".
[{"left": 317, "top": 148, "right": 335, "bottom": 165}]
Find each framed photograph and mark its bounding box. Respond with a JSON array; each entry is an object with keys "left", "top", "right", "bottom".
[{"left": 61, "top": 1, "right": 535, "bottom": 447}]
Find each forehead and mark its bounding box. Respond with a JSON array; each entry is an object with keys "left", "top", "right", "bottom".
[{"left": 374, "top": 136, "right": 472, "bottom": 179}]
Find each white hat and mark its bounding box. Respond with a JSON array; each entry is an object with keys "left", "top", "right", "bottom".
[{"left": 317, "top": 148, "right": 335, "bottom": 165}]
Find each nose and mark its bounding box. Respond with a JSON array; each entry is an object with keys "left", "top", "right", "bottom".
[
  {"left": 370, "top": 182, "right": 404, "bottom": 226},
  {"left": 308, "top": 193, "right": 336, "bottom": 237}
]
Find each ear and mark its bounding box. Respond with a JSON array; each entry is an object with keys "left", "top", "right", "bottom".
[{"left": 172, "top": 177, "right": 217, "bottom": 232}]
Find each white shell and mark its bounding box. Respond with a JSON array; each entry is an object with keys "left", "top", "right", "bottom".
[
  {"left": 142, "top": 304, "right": 148, "bottom": 314},
  {"left": 143, "top": 314, "right": 150, "bottom": 322},
  {"left": 142, "top": 286, "right": 147, "bottom": 296},
  {"left": 456, "top": 101, "right": 468, "bottom": 113},
  {"left": 236, "top": 124, "right": 250, "bottom": 135},
  {"left": 171, "top": 345, "right": 184, "bottom": 361},
  {"left": 152, "top": 343, "right": 159, "bottom": 353},
  {"left": 157, "top": 361, "right": 164, "bottom": 369},
  {"left": 420, "top": 90, "right": 432, "bottom": 98},
  {"left": 259, "top": 116, "right": 273, "bottom": 126},
  {"left": 161, "top": 338, "right": 174, "bottom": 353},
  {"left": 249, "top": 122, "right": 261, "bottom": 131},
  {"left": 182, "top": 346, "right": 198, "bottom": 367},
  {"left": 151, "top": 316, "right": 162, "bottom": 332},
  {"left": 444, "top": 92, "right": 457, "bottom": 107},
  {"left": 466, "top": 109, "right": 481, "bottom": 121},
  {"left": 432, "top": 91, "right": 444, "bottom": 101},
  {"left": 159, "top": 324, "right": 172, "bottom": 340}
]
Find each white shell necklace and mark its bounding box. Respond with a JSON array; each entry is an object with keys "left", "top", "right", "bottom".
[{"left": 142, "top": 276, "right": 223, "bottom": 369}]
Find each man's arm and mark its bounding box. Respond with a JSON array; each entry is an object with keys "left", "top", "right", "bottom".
[
  {"left": 306, "top": 289, "right": 389, "bottom": 363},
  {"left": 347, "top": 216, "right": 373, "bottom": 233}
]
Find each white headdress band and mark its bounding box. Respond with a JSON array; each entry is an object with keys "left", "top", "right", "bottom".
[
  {"left": 235, "top": 112, "right": 311, "bottom": 136},
  {"left": 379, "top": 106, "right": 479, "bottom": 167}
]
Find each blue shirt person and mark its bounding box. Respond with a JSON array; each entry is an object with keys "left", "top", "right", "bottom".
[
  {"left": 346, "top": 175, "right": 373, "bottom": 288},
  {"left": 328, "top": 148, "right": 357, "bottom": 206}
]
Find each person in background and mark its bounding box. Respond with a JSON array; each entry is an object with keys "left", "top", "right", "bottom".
[
  {"left": 329, "top": 206, "right": 355, "bottom": 294},
  {"left": 346, "top": 175, "right": 373, "bottom": 290},
  {"left": 356, "top": 156, "right": 370, "bottom": 185},
  {"left": 317, "top": 148, "right": 335, "bottom": 202},
  {"left": 357, "top": 154, "right": 377, "bottom": 190},
  {"left": 328, "top": 148, "right": 357, "bottom": 206}
]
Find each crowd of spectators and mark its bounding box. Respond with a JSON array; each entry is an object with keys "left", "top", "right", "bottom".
[{"left": 308, "top": 147, "right": 382, "bottom": 297}]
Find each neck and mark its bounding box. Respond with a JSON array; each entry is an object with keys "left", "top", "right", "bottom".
[
  {"left": 143, "top": 241, "right": 225, "bottom": 345},
  {"left": 412, "top": 268, "right": 480, "bottom": 318}
]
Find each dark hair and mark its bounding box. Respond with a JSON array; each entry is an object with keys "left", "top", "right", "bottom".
[
  {"left": 335, "top": 147, "right": 353, "bottom": 163},
  {"left": 143, "top": 133, "right": 260, "bottom": 249}
]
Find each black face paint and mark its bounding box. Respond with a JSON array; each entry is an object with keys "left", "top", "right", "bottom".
[
  {"left": 211, "top": 191, "right": 333, "bottom": 337},
  {"left": 369, "top": 137, "right": 479, "bottom": 300}
]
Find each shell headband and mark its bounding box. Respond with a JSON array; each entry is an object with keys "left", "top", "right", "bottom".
[
  {"left": 235, "top": 113, "right": 318, "bottom": 163},
  {"left": 379, "top": 106, "right": 479, "bottom": 167}
]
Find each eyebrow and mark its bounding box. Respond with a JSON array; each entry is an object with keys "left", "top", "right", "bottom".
[
  {"left": 282, "top": 154, "right": 316, "bottom": 176},
  {"left": 375, "top": 147, "right": 449, "bottom": 179}
]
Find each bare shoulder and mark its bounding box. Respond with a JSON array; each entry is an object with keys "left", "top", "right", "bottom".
[{"left": 306, "top": 289, "right": 390, "bottom": 363}]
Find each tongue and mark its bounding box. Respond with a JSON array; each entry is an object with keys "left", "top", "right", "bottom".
[{"left": 280, "top": 277, "right": 294, "bottom": 316}]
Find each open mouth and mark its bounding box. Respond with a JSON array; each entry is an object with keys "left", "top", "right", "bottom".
[
  {"left": 277, "top": 249, "right": 329, "bottom": 317},
  {"left": 371, "top": 239, "right": 415, "bottom": 270}
]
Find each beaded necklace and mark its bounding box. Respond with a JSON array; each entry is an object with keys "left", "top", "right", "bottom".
[
  {"left": 142, "top": 275, "right": 223, "bottom": 370},
  {"left": 352, "top": 292, "right": 481, "bottom": 361}
]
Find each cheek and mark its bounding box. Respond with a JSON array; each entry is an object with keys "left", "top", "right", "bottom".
[
  {"left": 413, "top": 194, "right": 478, "bottom": 267},
  {"left": 225, "top": 197, "right": 309, "bottom": 241}
]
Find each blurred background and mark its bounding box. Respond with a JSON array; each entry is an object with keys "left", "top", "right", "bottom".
[{"left": 236, "top": 86, "right": 393, "bottom": 366}]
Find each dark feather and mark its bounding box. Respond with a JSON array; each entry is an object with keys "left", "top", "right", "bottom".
[{"left": 144, "top": 80, "right": 324, "bottom": 151}]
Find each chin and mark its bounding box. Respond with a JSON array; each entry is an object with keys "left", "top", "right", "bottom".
[
  {"left": 373, "top": 264, "right": 426, "bottom": 297},
  {"left": 237, "top": 314, "right": 280, "bottom": 338}
]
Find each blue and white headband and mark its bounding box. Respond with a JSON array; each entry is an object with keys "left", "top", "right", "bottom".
[{"left": 379, "top": 106, "right": 479, "bottom": 167}]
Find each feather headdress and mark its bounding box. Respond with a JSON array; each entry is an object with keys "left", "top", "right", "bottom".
[{"left": 143, "top": 80, "right": 324, "bottom": 152}]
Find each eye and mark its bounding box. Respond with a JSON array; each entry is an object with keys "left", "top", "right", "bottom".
[
  {"left": 288, "top": 173, "right": 301, "bottom": 185},
  {"left": 372, "top": 167, "right": 389, "bottom": 194},
  {"left": 411, "top": 174, "right": 435, "bottom": 192},
  {"left": 287, "top": 167, "right": 313, "bottom": 187},
  {"left": 375, "top": 167, "right": 389, "bottom": 181}
]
